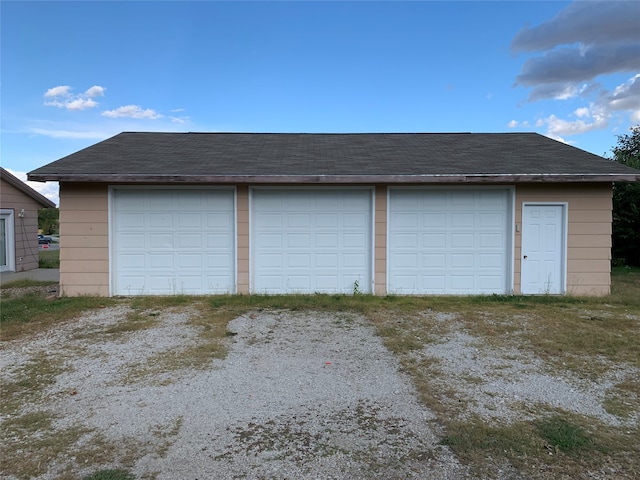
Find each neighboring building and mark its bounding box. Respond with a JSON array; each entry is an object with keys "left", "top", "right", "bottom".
[
  {"left": 28, "top": 132, "right": 640, "bottom": 297},
  {"left": 1, "top": 167, "right": 56, "bottom": 273}
]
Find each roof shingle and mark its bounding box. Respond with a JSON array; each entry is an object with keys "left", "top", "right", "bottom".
[{"left": 27, "top": 132, "right": 640, "bottom": 183}]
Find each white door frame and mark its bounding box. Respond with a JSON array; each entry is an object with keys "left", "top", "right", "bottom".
[
  {"left": 0, "top": 209, "right": 16, "bottom": 273},
  {"left": 521, "top": 202, "right": 567, "bottom": 294}
]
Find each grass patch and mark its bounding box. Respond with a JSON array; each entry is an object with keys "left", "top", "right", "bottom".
[
  {"left": 84, "top": 470, "right": 135, "bottom": 480},
  {"left": 0, "top": 294, "right": 117, "bottom": 341},
  {"left": 1, "top": 354, "right": 66, "bottom": 417},
  {"left": 122, "top": 299, "right": 238, "bottom": 383},
  {"left": 537, "top": 414, "right": 590, "bottom": 453},
  {"left": 0, "top": 278, "right": 58, "bottom": 289},
  {"left": 39, "top": 248, "right": 60, "bottom": 268}
]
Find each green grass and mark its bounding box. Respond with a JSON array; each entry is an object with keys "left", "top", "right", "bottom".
[
  {"left": 537, "top": 415, "right": 591, "bottom": 453},
  {"left": 0, "top": 294, "right": 117, "bottom": 341},
  {"left": 83, "top": 470, "right": 135, "bottom": 480},
  {"left": 0, "top": 278, "right": 58, "bottom": 289},
  {"left": 38, "top": 248, "right": 60, "bottom": 268}
]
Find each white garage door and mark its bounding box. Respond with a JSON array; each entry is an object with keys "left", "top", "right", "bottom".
[
  {"left": 388, "top": 189, "right": 510, "bottom": 294},
  {"left": 112, "top": 188, "right": 235, "bottom": 295},
  {"left": 252, "top": 189, "right": 372, "bottom": 294}
]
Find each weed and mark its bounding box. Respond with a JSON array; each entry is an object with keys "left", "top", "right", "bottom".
[
  {"left": 83, "top": 470, "right": 135, "bottom": 480},
  {"left": 536, "top": 415, "right": 590, "bottom": 453}
]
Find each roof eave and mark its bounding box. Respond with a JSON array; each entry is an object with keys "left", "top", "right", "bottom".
[
  {"left": 27, "top": 173, "right": 640, "bottom": 184},
  {"left": 1, "top": 168, "right": 56, "bottom": 208}
]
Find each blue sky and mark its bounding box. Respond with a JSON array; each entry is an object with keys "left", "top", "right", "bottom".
[{"left": 2, "top": 1, "right": 639, "bottom": 205}]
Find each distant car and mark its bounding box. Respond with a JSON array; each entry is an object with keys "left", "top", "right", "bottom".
[{"left": 38, "top": 234, "right": 52, "bottom": 244}]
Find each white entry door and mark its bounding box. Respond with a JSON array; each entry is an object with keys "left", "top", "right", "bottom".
[{"left": 521, "top": 204, "right": 566, "bottom": 294}]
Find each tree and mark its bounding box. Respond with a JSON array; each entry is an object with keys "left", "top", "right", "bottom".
[
  {"left": 38, "top": 208, "right": 59, "bottom": 235},
  {"left": 611, "top": 125, "right": 640, "bottom": 267}
]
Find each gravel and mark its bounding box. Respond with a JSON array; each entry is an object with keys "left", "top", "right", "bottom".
[
  {"left": 2, "top": 302, "right": 636, "bottom": 479},
  {"left": 1, "top": 306, "right": 470, "bottom": 479}
]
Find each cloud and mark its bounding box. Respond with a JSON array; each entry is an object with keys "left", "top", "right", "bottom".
[
  {"left": 44, "top": 85, "right": 72, "bottom": 98},
  {"left": 515, "top": 44, "right": 640, "bottom": 89},
  {"left": 543, "top": 112, "right": 608, "bottom": 137},
  {"left": 511, "top": 2, "right": 640, "bottom": 141},
  {"left": 44, "top": 85, "right": 105, "bottom": 111},
  {"left": 29, "top": 127, "right": 111, "bottom": 140},
  {"left": 85, "top": 85, "right": 105, "bottom": 98},
  {"left": 6, "top": 169, "right": 59, "bottom": 206},
  {"left": 102, "top": 105, "right": 164, "bottom": 119},
  {"left": 511, "top": 1, "right": 640, "bottom": 53}
]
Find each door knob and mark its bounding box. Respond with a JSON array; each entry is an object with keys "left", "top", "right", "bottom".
[{"left": 523, "top": 255, "right": 528, "bottom": 259}]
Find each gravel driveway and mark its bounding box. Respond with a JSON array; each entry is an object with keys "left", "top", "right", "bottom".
[{"left": 2, "top": 306, "right": 470, "bottom": 479}]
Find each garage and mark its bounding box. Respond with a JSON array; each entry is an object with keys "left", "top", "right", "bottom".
[
  {"left": 111, "top": 188, "right": 235, "bottom": 295},
  {"left": 251, "top": 188, "right": 372, "bottom": 294},
  {"left": 388, "top": 188, "right": 511, "bottom": 294}
]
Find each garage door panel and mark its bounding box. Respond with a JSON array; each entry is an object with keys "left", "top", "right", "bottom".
[
  {"left": 316, "top": 253, "right": 338, "bottom": 268},
  {"left": 392, "top": 233, "right": 418, "bottom": 248},
  {"left": 122, "top": 253, "right": 145, "bottom": 268},
  {"left": 149, "top": 213, "right": 172, "bottom": 228},
  {"left": 252, "top": 189, "right": 372, "bottom": 294},
  {"left": 288, "top": 214, "right": 310, "bottom": 227},
  {"left": 113, "top": 189, "right": 235, "bottom": 295},
  {"left": 120, "top": 213, "right": 145, "bottom": 227},
  {"left": 315, "top": 233, "right": 338, "bottom": 248},
  {"left": 288, "top": 254, "right": 310, "bottom": 268},
  {"left": 451, "top": 234, "right": 474, "bottom": 248},
  {"left": 177, "top": 234, "right": 202, "bottom": 248},
  {"left": 316, "top": 214, "right": 338, "bottom": 228},
  {"left": 177, "top": 254, "right": 202, "bottom": 268},
  {"left": 258, "top": 213, "right": 282, "bottom": 228},
  {"left": 389, "top": 189, "right": 509, "bottom": 295},
  {"left": 479, "top": 253, "right": 503, "bottom": 268},
  {"left": 150, "top": 254, "right": 173, "bottom": 268}
]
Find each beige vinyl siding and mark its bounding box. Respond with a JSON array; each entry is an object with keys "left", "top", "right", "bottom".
[
  {"left": 515, "top": 183, "right": 612, "bottom": 296},
  {"left": 59, "top": 183, "right": 109, "bottom": 296},
  {"left": 0, "top": 178, "right": 45, "bottom": 272},
  {"left": 237, "top": 186, "right": 249, "bottom": 294},
  {"left": 374, "top": 185, "right": 387, "bottom": 295}
]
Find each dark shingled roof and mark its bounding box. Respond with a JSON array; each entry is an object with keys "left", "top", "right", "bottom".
[{"left": 28, "top": 132, "right": 640, "bottom": 184}]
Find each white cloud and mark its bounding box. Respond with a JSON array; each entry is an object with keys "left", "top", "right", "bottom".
[
  {"left": 575, "top": 107, "right": 590, "bottom": 118},
  {"left": 29, "top": 127, "right": 110, "bottom": 140},
  {"left": 66, "top": 98, "right": 98, "bottom": 111},
  {"left": 44, "top": 84, "right": 105, "bottom": 111},
  {"left": 44, "top": 85, "right": 71, "bottom": 98},
  {"left": 102, "top": 105, "right": 164, "bottom": 120},
  {"left": 6, "top": 169, "right": 59, "bottom": 206},
  {"left": 507, "top": 120, "right": 518, "bottom": 128},
  {"left": 540, "top": 113, "right": 608, "bottom": 137},
  {"left": 84, "top": 85, "right": 105, "bottom": 98}
]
